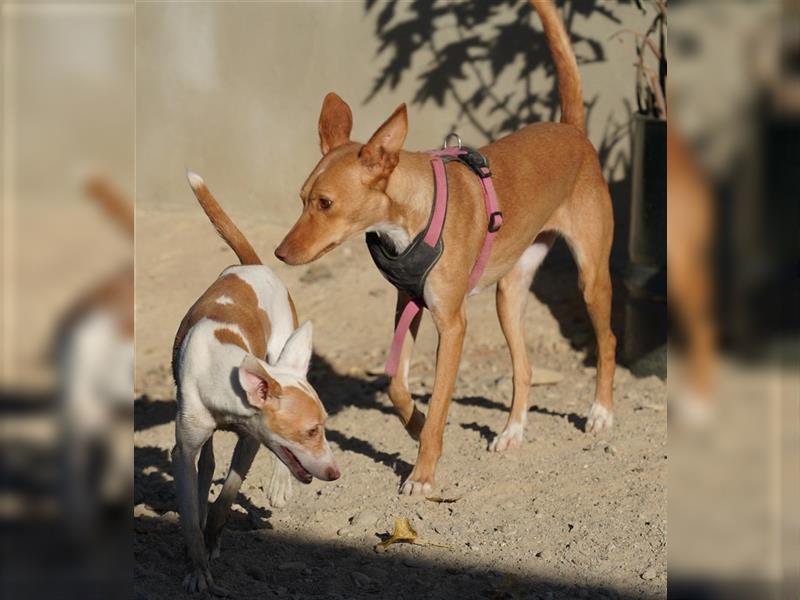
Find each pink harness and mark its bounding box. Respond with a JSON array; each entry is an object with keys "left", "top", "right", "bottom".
[{"left": 384, "top": 139, "right": 503, "bottom": 376}]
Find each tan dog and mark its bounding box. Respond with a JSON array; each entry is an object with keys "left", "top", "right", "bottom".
[
  {"left": 667, "top": 124, "right": 716, "bottom": 422},
  {"left": 276, "top": 0, "right": 615, "bottom": 496}
]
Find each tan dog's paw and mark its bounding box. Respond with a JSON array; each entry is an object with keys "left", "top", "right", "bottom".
[
  {"left": 267, "top": 457, "right": 293, "bottom": 508},
  {"left": 489, "top": 422, "right": 525, "bottom": 452},
  {"left": 586, "top": 402, "right": 614, "bottom": 433},
  {"left": 183, "top": 566, "right": 229, "bottom": 596},
  {"left": 672, "top": 388, "right": 712, "bottom": 428},
  {"left": 399, "top": 469, "right": 434, "bottom": 496}
]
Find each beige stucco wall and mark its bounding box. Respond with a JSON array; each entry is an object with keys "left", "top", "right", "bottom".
[
  {"left": 1, "top": 3, "right": 134, "bottom": 384},
  {"left": 135, "top": 1, "right": 649, "bottom": 223}
]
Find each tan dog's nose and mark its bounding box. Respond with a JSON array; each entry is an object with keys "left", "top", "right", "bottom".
[
  {"left": 325, "top": 465, "right": 340, "bottom": 481},
  {"left": 274, "top": 244, "right": 288, "bottom": 263}
]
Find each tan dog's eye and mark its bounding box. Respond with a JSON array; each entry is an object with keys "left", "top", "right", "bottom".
[
  {"left": 318, "top": 197, "right": 332, "bottom": 210},
  {"left": 307, "top": 425, "right": 320, "bottom": 438}
]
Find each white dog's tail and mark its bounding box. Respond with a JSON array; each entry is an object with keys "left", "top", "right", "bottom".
[
  {"left": 530, "top": 0, "right": 585, "bottom": 132},
  {"left": 186, "top": 171, "right": 262, "bottom": 265}
]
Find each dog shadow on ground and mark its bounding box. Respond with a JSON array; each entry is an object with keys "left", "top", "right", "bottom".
[
  {"left": 421, "top": 393, "right": 587, "bottom": 434},
  {"left": 135, "top": 518, "right": 656, "bottom": 600}
]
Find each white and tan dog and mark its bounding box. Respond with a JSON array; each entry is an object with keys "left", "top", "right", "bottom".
[{"left": 172, "top": 172, "right": 340, "bottom": 595}]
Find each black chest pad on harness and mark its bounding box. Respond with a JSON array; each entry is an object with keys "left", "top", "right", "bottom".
[
  {"left": 365, "top": 214, "right": 445, "bottom": 302},
  {"left": 365, "top": 147, "right": 489, "bottom": 303}
]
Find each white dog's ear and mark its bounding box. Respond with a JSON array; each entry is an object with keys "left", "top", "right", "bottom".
[
  {"left": 277, "top": 321, "right": 313, "bottom": 374},
  {"left": 239, "top": 354, "right": 282, "bottom": 408}
]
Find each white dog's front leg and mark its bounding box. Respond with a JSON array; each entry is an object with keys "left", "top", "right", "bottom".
[{"left": 173, "top": 422, "right": 228, "bottom": 596}]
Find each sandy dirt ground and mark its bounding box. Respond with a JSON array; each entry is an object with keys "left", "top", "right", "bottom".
[{"left": 134, "top": 206, "right": 666, "bottom": 600}]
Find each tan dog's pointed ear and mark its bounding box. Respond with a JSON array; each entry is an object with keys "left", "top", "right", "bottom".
[
  {"left": 319, "top": 93, "right": 353, "bottom": 155},
  {"left": 359, "top": 104, "right": 408, "bottom": 185},
  {"left": 238, "top": 354, "right": 283, "bottom": 408}
]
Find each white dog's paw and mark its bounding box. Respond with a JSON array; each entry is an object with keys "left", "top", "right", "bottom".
[
  {"left": 183, "top": 566, "right": 229, "bottom": 596},
  {"left": 586, "top": 402, "right": 614, "bottom": 433},
  {"left": 489, "top": 421, "right": 525, "bottom": 452},
  {"left": 207, "top": 536, "right": 221, "bottom": 561},
  {"left": 267, "top": 457, "right": 293, "bottom": 508}
]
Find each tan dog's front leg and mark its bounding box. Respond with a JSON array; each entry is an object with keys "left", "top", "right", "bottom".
[
  {"left": 400, "top": 303, "right": 466, "bottom": 496},
  {"left": 387, "top": 292, "right": 426, "bottom": 440}
]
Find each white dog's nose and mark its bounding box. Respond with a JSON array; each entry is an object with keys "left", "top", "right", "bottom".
[{"left": 324, "top": 464, "right": 340, "bottom": 481}]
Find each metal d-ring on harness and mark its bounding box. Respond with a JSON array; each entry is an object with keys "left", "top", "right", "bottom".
[{"left": 366, "top": 133, "right": 504, "bottom": 376}]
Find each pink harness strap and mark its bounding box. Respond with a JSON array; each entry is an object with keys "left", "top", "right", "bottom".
[{"left": 384, "top": 148, "right": 503, "bottom": 376}]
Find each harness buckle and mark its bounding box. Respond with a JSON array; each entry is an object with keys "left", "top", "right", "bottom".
[
  {"left": 488, "top": 211, "right": 503, "bottom": 233},
  {"left": 461, "top": 148, "right": 492, "bottom": 179}
]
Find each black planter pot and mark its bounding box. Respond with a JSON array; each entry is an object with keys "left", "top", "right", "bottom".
[{"left": 624, "top": 114, "right": 667, "bottom": 363}]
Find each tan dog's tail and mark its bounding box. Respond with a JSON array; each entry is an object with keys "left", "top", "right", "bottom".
[
  {"left": 530, "top": 1, "right": 584, "bottom": 131},
  {"left": 187, "top": 171, "right": 262, "bottom": 265},
  {"left": 84, "top": 175, "right": 134, "bottom": 238}
]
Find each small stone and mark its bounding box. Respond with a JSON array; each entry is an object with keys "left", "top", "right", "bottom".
[
  {"left": 245, "top": 565, "right": 267, "bottom": 581},
  {"left": 536, "top": 549, "right": 553, "bottom": 560},
  {"left": 362, "top": 566, "right": 388, "bottom": 580},
  {"left": 158, "top": 511, "right": 179, "bottom": 524},
  {"left": 641, "top": 567, "right": 657, "bottom": 580},
  {"left": 133, "top": 504, "right": 158, "bottom": 519},
  {"left": 300, "top": 264, "right": 332, "bottom": 283},
  {"left": 351, "top": 571, "right": 373, "bottom": 588},
  {"left": 494, "top": 375, "right": 512, "bottom": 387},
  {"left": 336, "top": 526, "right": 354, "bottom": 537},
  {"left": 350, "top": 509, "right": 380, "bottom": 529},
  {"left": 605, "top": 444, "right": 617, "bottom": 456}
]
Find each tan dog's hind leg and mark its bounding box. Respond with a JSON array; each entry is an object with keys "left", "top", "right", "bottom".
[
  {"left": 400, "top": 302, "right": 466, "bottom": 496},
  {"left": 204, "top": 435, "right": 259, "bottom": 562},
  {"left": 558, "top": 185, "right": 617, "bottom": 433},
  {"left": 491, "top": 234, "right": 555, "bottom": 451},
  {"left": 387, "top": 291, "right": 426, "bottom": 440}
]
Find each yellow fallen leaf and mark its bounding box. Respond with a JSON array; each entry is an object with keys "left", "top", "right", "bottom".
[
  {"left": 376, "top": 517, "right": 454, "bottom": 551},
  {"left": 377, "top": 517, "right": 417, "bottom": 548},
  {"left": 425, "top": 496, "right": 461, "bottom": 504}
]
